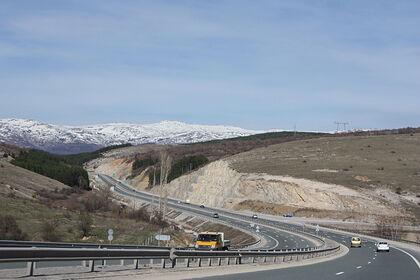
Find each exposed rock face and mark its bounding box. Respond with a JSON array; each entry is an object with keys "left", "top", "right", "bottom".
[{"left": 155, "top": 160, "right": 403, "bottom": 218}]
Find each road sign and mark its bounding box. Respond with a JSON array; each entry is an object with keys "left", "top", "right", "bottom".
[
  {"left": 108, "top": 234, "right": 113, "bottom": 241},
  {"left": 108, "top": 229, "right": 114, "bottom": 235},
  {"left": 155, "top": 234, "right": 171, "bottom": 241}
]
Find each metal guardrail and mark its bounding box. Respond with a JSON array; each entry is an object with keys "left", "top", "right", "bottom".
[
  {"left": 0, "top": 240, "right": 172, "bottom": 250},
  {"left": 0, "top": 244, "right": 341, "bottom": 277}
]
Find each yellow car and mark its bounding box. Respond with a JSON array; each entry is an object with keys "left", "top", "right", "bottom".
[{"left": 351, "top": 237, "right": 362, "bottom": 247}]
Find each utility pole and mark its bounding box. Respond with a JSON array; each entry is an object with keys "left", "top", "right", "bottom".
[{"left": 334, "top": 121, "right": 350, "bottom": 133}]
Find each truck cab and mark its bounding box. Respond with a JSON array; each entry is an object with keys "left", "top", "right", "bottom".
[{"left": 194, "top": 231, "right": 230, "bottom": 250}]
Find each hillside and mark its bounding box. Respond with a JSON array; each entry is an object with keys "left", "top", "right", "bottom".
[
  {"left": 92, "top": 133, "right": 420, "bottom": 226},
  {"left": 87, "top": 131, "right": 328, "bottom": 189}
]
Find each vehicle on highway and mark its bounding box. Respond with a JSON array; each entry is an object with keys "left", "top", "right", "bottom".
[
  {"left": 376, "top": 241, "right": 390, "bottom": 252},
  {"left": 350, "top": 237, "right": 362, "bottom": 247},
  {"left": 194, "top": 231, "right": 230, "bottom": 250},
  {"left": 213, "top": 213, "right": 219, "bottom": 218},
  {"left": 252, "top": 214, "right": 258, "bottom": 219},
  {"left": 185, "top": 199, "right": 190, "bottom": 204},
  {"left": 283, "top": 213, "right": 293, "bottom": 217},
  {"left": 200, "top": 204, "right": 205, "bottom": 208}
]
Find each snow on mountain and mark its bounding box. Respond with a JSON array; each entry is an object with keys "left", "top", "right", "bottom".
[{"left": 0, "top": 118, "right": 264, "bottom": 154}]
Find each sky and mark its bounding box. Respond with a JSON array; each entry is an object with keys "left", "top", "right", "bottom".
[{"left": 0, "top": 0, "right": 419, "bottom": 131}]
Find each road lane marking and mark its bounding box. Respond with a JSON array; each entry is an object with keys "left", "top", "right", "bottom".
[
  {"left": 356, "top": 266, "right": 362, "bottom": 269},
  {"left": 391, "top": 246, "right": 420, "bottom": 270},
  {"left": 335, "top": 272, "right": 344, "bottom": 275}
]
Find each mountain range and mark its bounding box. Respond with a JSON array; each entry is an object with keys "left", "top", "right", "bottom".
[{"left": 0, "top": 118, "right": 264, "bottom": 154}]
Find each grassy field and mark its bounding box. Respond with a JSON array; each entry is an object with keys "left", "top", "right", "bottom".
[
  {"left": 0, "top": 194, "right": 187, "bottom": 245},
  {"left": 230, "top": 133, "right": 420, "bottom": 194}
]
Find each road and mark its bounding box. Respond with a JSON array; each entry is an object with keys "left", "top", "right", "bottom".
[
  {"left": 99, "top": 175, "right": 419, "bottom": 280},
  {"left": 99, "top": 174, "right": 316, "bottom": 251}
]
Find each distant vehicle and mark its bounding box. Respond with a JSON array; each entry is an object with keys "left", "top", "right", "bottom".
[
  {"left": 200, "top": 204, "right": 205, "bottom": 208},
  {"left": 351, "top": 237, "right": 362, "bottom": 248},
  {"left": 376, "top": 241, "right": 390, "bottom": 252},
  {"left": 283, "top": 213, "right": 293, "bottom": 218},
  {"left": 185, "top": 199, "right": 190, "bottom": 204},
  {"left": 252, "top": 214, "right": 258, "bottom": 219},
  {"left": 213, "top": 213, "right": 219, "bottom": 218},
  {"left": 194, "top": 231, "right": 230, "bottom": 250}
]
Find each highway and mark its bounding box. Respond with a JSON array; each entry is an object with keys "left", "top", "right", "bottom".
[
  {"left": 100, "top": 174, "right": 419, "bottom": 279},
  {"left": 99, "top": 174, "right": 317, "bottom": 251}
]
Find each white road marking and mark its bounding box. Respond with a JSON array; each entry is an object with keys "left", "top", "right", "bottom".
[
  {"left": 391, "top": 246, "right": 420, "bottom": 270},
  {"left": 356, "top": 266, "right": 362, "bottom": 269},
  {"left": 335, "top": 272, "right": 344, "bottom": 275}
]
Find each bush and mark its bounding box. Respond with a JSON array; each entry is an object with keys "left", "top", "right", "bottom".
[
  {"left": 126, "top": 207, "right": 150, "bottom": 222},
  {"left": 40, "top": 218, "right": 61, "bottom": 241},
  {"left": 78, "top": 211, "right": 92, "bottom": 237},
  {"left": 81, "top": 189, "right": 112, "bottom": 212},
  {"left": 0, "top": 215, "right": 27, "bottom": 240}
]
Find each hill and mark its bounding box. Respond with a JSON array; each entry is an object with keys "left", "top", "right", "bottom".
[
  {"left": 108, "top": 133, "right": 420, "bottom": 226},
  {"left": 0, "top": 118, "right": 266, "bottom": 154}
]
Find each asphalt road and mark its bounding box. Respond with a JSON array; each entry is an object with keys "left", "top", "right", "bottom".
[
  {"left": 100, "top": 174, "right": 419, "bottom": 280},
  {"left": 99, "top": 175, "right": 315, "bottom": 251}
]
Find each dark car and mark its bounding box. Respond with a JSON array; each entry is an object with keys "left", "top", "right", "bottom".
[
  {"left": 213, "top": 213, "right": 219, "bottom": 218},
  {"left": 283, "top": 213, "right": 293, "bottom": 218},
  {"left": 200, "top": 204, "right": 205, "bottom": 208}
]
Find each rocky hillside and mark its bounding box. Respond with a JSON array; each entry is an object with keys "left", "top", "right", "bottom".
[
  {"left": 90, "top": 133, "right": 420, "bottom": 224},
  {"left": 0, "top": 118, "right": 264, "bottom": 154}
]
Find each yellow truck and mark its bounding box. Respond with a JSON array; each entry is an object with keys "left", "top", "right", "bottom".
[{"left": 194, "top": 232, "right": 230, "bottom": 250}]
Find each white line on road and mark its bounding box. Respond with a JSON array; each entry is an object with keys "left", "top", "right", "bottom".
[
  {"left": 391, "top": 246, "right": 420, "bottom": 270},
  {"left": 335, "top": 272, "right": 344, "bottom": 275}
]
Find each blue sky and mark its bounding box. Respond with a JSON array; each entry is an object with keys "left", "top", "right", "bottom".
[{"left": 0, "top": 0, "right": 419, "bottom": 131}]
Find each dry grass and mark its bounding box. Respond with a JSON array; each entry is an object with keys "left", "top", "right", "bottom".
[{"left": 230, "top": 133, "right": 420, "bottom": 193}]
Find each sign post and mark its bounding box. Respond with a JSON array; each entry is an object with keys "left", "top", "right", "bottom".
[
  {"left": 155, "top": 234, "right": 171, "bottom": 247},
  {"left": 107, "top": 229, "right": 114, "bottom": 244}
]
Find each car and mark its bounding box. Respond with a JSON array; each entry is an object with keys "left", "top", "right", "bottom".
[
  {"left": 200, "top": 204, "right": 205, "bottom": 208},
  {"left": 350, "top": 237, "right": 362, "bottom": 247},
  {"left": 177, "top": 200, "right": 181, "bottom": 204},
  {"left": 213, "top": 213, "right": 219, "bottom": 218},
  {"left": 252, "top": 214, "right": 258, "bottom": 219},
  {"left": 376, "top": 241, "right": 390, "bottom": 252},
  {"left": 283, "top": 213, "right": 293, "bottom": 218}
]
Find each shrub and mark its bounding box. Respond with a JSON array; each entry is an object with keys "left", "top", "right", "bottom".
[
  {"left": 126, "top": 207, "right": 150, "bottom": 222},
  {"left": 40, "top": 218, "right": 61, "bottom": 241},
  {"left": 0, "top": 215, "right": 27, "bottom": 240},
  {"left": 81, "top": 189, "right": 112, "bottom": 212}
]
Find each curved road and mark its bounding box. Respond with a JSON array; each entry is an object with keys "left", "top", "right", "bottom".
[
  {"left": 100, "top": 175, "right": 316, "bottom": 251},
  {"left": 99, "top": 175, "right": 419, "bottom": 280}
]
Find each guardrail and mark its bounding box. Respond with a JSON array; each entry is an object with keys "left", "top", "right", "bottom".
[
  {"left": 0, "top": 240, "right": 171, "bottom": 250},
  {"left": 0, "top": 244, "right": 341, "bottom": 277}
]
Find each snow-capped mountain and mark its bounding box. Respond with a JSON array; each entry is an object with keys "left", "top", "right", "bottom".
[{"left": 0, "top": 118, "right": 264, "bottom": 154}]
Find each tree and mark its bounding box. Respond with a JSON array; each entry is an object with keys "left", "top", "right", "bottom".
[
  {"left": 0, "top": 215, "right": 27, "bottom": 240},
  {"left": 78, "top": 211, "right": 93, "bottom": 237}
]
